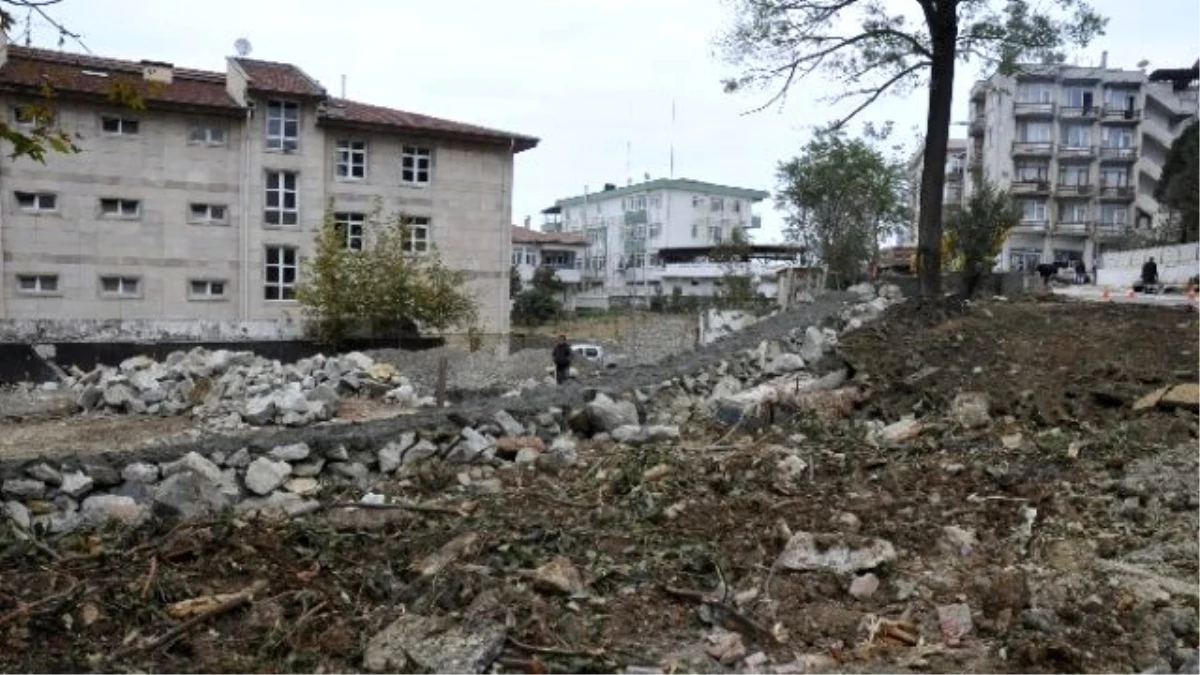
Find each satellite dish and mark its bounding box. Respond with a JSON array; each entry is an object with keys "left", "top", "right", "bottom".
[
  {"left": 1136, "top": 59, "right": 1150, "bottom": 69},
  {"left": 234, "top": 38, "right": 252, "bottom": 57}
]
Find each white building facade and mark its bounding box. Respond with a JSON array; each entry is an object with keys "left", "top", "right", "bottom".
[
  {"left": 966, "top": 61, "right": 1197, "bottom": 272},
  {"left": 510, "top": 227, "right": 587, "bottom": 311},
  {"left": 542, "top": 179, "right": 771, "bottom": 308},
  {"left": 0, "top": 40, "right": 537, "bottom": 341}
]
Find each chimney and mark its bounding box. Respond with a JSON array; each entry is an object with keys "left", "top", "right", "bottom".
[
  {"left": 1100, "top": 51, "right": 1108, "bottom": 69},
  {"left": 140, "top": 60, "right": 174, "bottom": 84}
]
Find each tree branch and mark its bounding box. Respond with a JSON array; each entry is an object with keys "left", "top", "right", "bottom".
[{"left": 828, "top": 60, "right": 930, "bottom": 130}]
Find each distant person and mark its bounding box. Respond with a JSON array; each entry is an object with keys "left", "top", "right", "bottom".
[
  {"left": 552, "top": 335, "right": 573, "bottom": 385},
  {"left": 1091, "top": 262, "right": 1098, "bottom": 286},
  {"left": 1074, "top": 260, "right": 1087, "bottom": 284},
  {"left": 1141, "top": 256, "right": 1159, "bottom": 292},
  {"left": 1035, "top": 262, "right": 1058, "bottom": 288}
]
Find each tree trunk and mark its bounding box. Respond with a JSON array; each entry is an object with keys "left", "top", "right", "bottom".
[{"left": 916, "top": 19, "right": 959, "bottom": 299}]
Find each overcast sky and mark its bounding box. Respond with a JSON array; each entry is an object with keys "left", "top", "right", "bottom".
[{"left": 25, "top": 0, "right": 1199, "bottom": 241}]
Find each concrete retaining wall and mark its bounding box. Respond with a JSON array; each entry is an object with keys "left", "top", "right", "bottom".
[{"left": 1097, "top": 243, "right": 1199, "bottom": 288}]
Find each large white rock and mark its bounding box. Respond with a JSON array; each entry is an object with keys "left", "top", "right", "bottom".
[
  {"left": 81, "top": 494, "right": 149, "bottom": 526},
  {"left": 59, "top": 471, "right": 95, "bottom": 498},
  {"left": 586, "top": 393, "right": 639, "bottom": 433},
  {"left": 799, "top": 325, "right": 827, "bottom": 364},
  {"left": 364, "top": 614, "right": 506, "bottom": 673},
  {"left": 777, "top": 531, "right": 897, "bottom": 574},
  {"left": 244, "top": 457, "right": 292, "bottom": 496},
  {"left": 268, "top": 442, "right": 311, "bottom": 462}
]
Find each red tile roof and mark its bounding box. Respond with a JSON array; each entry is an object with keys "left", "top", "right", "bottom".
[
  {"left": 0, "top": 46, "right": 241, "bottom": 113},
  {"left": 233, "top": 57, "right": 325, "bottom": 97},
  {"left": 512, "top": 227, "right": 586, "bottom": 246},
  {"left": 321, "top": 98, "right": 539, "bottom": 152}
]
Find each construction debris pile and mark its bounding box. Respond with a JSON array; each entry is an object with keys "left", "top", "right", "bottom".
[
  {"left": 66, "top": 348, "right": 435, "bottom": 428},
  {"left": 1, "top": 290, "right": 1197, "bottom": 674}
]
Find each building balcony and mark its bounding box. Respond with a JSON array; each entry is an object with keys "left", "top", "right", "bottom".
[
  {"left": 1014, "top": 101, "right": 1056, "bottom": 116},
  {"left": 1055, "top": 183, "right": 1094, "bottom": 197},
  {"left": 1099, "top": 146, "right": 1138, "bottom": 162},
  {"left": 1059, "top": 106, "right": 1099, "bottom": 120},
  {"left": 1097, "top": 185, "right": 1135, "bottom": 200},
  {"left": 1057, "top": 144, "right": 1096, "bottom": 159},
  {"left": 969, "top": 118, "right": 985, "bottom": 137},
  {"left": 553, "top": 267, "right": 582, "bottom": 284},
  {"left": 1055, "top": 220, "right": 1091, "bottom": 235},
  {"left": 623, "top": 209, "right": 648, "bottom": 226},
  {"left": 1012, "top": 142, "right": 1054, "bottom": 156},
  {"left": 1012, "top": 180, "right": 1052, "bottom": 195},
  {"left": 946, "top": 166, "right": 965, "bottom": 182},
  {"left": 1101, "top": 107, "right": 1141, "bottom": 122},
  {"left": 1094, "top": 223, "right": 1128, "bottom": 238},
  {"left": 1013, "top": 219, "right": 1049, "bottom": 233}
]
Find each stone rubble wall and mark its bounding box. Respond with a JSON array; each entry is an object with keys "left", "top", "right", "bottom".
[{"left": 0, "top": 284, "right": 903, "bottom": 535}]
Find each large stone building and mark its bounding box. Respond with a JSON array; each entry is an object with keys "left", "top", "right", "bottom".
[
  {"left": 0, "top": 38, "right": 537, "bottom": 341},
  {"left": 966, "top": 58, "right": 1197, "bottom": 271},
  {"left": 906, "top": 138, "right": 968, "bottom": 244}
]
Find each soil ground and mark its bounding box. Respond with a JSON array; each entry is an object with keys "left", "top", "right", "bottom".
[{"left": 1, "top": 297, "right": 1197, "bottom": 674}]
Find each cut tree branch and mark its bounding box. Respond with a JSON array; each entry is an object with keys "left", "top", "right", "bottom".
[{"left": 828, "top": 60, "right": 931, "bottom": 130}]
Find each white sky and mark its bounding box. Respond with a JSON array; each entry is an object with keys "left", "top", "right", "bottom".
[{"left": 23, "top": 0, "right": 1200, "bottom": 241}]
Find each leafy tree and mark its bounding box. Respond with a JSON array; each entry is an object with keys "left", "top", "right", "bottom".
[
  {"left": 1154, "top": 120, "right": 1199, "bottom": 244},
  {"left": 296, "top": 207, "right": 478, "bottom": 344},
  {"left": 775, "top": 130, "right": 909, "bottom": 288},
  {"left": 509, "top": 263, "right": 523, "bottom": 299},
  {"left": 710, "top": 226, "right": 759, "bottom": 308},
  {"left": 719, "top": 0, "right": 1106, "bottom": 297},
  {"left": 511, "top": 266, "right": 565, "bottom": 326},
  {"left": 944, "top": 179, "right": 1020, "bottom": 297},
  {"left": 0, "top": 2, "right": 153, "bottom": 162}
]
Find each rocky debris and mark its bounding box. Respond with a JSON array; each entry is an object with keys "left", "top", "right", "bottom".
[
  {"left": 121, "top": 462, "right": 160, "bottom": 484},
  {"left": 363, "top": 614, "right": 507, "bottom": 673},
  {"left": 237, "top": 491, "right": 319, "bottom": 519},
  {"left": 951, "top": 392, "right": 991, "bottom": 428},
  {"left": 80, "top": 494, "right": 148, "bottom": 526},
  {"left": 3, "top": 500, "right": 31, "bottom": 529},
  {"left": 1161, "top": 383, "right": 1199, "bottom": 411},
  {"left": 872, "top": 417, "right": 923, "bottom": 445},
  {"left": 67, "top": 347, "right": 434, "bottom": 427},
  {"left": 777, "top": 531, "right": 897, "bottom": 574},
  {"left": 575, "top": 393, "right": 639, "bottom": 435},
  {"left": 705, "top": 629, "right": 747, "bottom": 664},
  {"left": 244, "top": 457, "right": 292, "bottom": 496},
  {"left": 531, "top": 556, "right": 586, "bottom": 595},
  {"left": 849, "top": 573, "right": 880, "bottom": 600},
  {"left": 937, "top": 603, "right": 974, "bottom": 646},
  {"left": 25, "top": 463, "right": 63, "bottom": 486},
  {"left": 59, "top": 471, "right": 94, "bottom": 498},
  {"left": 2, "top": 478, "right": 45, "bottom": 500},
  {"left": 153, "top": 471, "right": 233, "bottom": 519}
]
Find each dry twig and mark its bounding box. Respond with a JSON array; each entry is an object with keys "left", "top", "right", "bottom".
[
  {"left": 0, "top": 582, "right": 82, "bottom": 628},
  {"left": 507, "top": 636, "right": 606, "bottom": 658}
]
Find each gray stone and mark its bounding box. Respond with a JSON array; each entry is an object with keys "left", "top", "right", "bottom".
[
  {"left": 274, "top": 386, "right": 310, "bottom": 415},
  {"left": 242, "top": 396, "right": 276, "bottom": 425},
  {"left": 153, "top": 471, "right": 232, "bottom": 519},
  {"left": 161, "top": 451, "right": 224, "bottom": 484},
  {"left": 364, "top": 614, "right": 506, "bottom": 673},
  {"left": 77, "top": 385, "right": 103, "bottom": 410},
  {"left": 493, "top": 410, "right": 525, "bottom": 437},
  {"left": 79, "top": 459, "right": 121, "bottom": 487},
  {"left": 329, "top": 461, "right": 369, "bottom": 482},
  {"left": 799, "top": 325, "right": 827, "bottom": 364},
  {"left": 269, "top": 442, "right": 311, "bottom": 462},
  {"left": 342, "top": 351, "right": 374, "bottom": 371},
  {"left": 585, "top": 393, "right": 639, "bottom": 433},
  {"left": 849, "top": 573, "right": 880, "bottom": 600},
  {"left": 378, "top": 443, "right": 404, "bottom": 474},
  {"left": 768, "top": 352, "right": 806, "bottom": 374},
  {"left": 59, "top": 471, "right": 94, "bottom": 498},
  {"left": 847, "top": 283, "right": 876, "bottom": 301},
  {"left": 26, "top": 463, "right": 63, "bottom": 486},
  {"left": 2, "top": 478, "right": 45, "bottom": 500},
  {"left": 937, "top": 603, "right": 973, "bottom": 644},
  {"left": 326, "top": 444, "right": 350, "bottom": 461},
  {"left": 102, "top": 383, "right": 135, "bottom": 409},
  {"left": 245, "top": 457, "right": 292, "bottom": 496},
  {"left": 80, "top": 494, "right": 148, "bottom": 526},
  {"left": 236, "top": 491, "right": 320, "bottom": 519},
  {"left": 612, "top": 425, "right": 649, "bottom": 445},
  {"left": 450, "top": 427, "right": 495, "bottom": 463},
  {"left": 645, "top": 425, "right": 681, "bottom": 442},
  {"left": 291, "top": 458, "right": 326, "bottom": 477},
  {"left": 777, "top": 531, "right": 897, "bottom": 574},
  {"left": 951, "top": 392, "right": 991, "bottom": 429},
  {"left": 4, "top": 500, "right": 31, "bottom": 529},
  {"left": 402, "top": 439, "right": 440, "bottom": 465},
  {"left": 225, "top": 447, "right": 252, "bottom": 469},
  {"left": 119, "top": 354, "right": 155, "bottom": 371},
  {"left": 283, "top": 477, "right": 321, "bottom": 496},
  {"left": 515, "top": 448, "right": 539, "bottom": 465}
]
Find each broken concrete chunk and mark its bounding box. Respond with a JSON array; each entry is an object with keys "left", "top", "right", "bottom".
[
  {"left": 532, "top": 555, "right": 585, "bottom": 595},
  {"left": 2, "top": 478, "right": 46, "bottom": 500},
  {"left": 59, "top": 471, "right": 94, "bottom": 499},
  {"left": 25, "top": 463, "right": 63, "bottom": 486},
  {"left": 1161, "top": 383, "right": 1199, "bottom": 411},
  {"left": 874, "top": 417, "right": 923, "bottom": 445},
  {"left": 951, "top": 392, "right": 991, "bottom": 429},
  {"left": 153, "top": 471, "right": 232, "bottom": 519},
  {"left": 937, "top": 603, "right": 973, "bottom": 645},
  {"left": 268, "top": 442, "right": 310, "bottom": 462},
  {"left": 363, "top": 614, "right": 506, "bottom": 673},
  {"left": 777, "top": 531, "right": 897, "bottom": 574},
  {"left": 244, "top": 457, "right": 292, "bottom": 496}
]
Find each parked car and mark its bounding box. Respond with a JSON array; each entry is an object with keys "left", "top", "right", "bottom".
[{"left": 572, "top": 343, "right": 624, "bottom": 369}]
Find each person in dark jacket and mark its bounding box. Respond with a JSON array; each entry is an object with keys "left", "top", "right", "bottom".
[
  {"left": 552, "top": 335, "right": 572, "bottom": 385},
  {"left": 1141, "top": 257, "right": 1159, "bottom": 289},
  {"left": 1074, "top": 259, "right": 1087, "bottom": 284}
]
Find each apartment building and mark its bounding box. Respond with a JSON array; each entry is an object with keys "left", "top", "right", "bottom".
[
  {"left": 906, "top": 138, "right": 968, "bottom": 241},
  {"left": 510, "top": 226, "right": 586, "bottom": 310},
  {"left": 540, "top": 178, "right": 771, "bottom": 307},
  {"left": 965, "top": 59, "right": 1197, "bottom": 271},
  {"left": 0, "top": 38, "right": 537, "bottom": 340}
]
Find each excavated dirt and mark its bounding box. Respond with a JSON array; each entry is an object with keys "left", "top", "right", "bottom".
[{"left": 2, "top": 298, "right": 1198, "bottom": 674}]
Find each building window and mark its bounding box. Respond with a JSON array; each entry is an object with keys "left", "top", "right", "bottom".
[
  {"left": 101, "top": 116, "right": 139, "bottom": 135},
  {"left": 401, "top": 146, "right": 432, "bottom": 185},
  {"left": 1062, "top": 125, "right": 1091, "bottom": 148},
  {"left": 99, "top": 276, "right": 140, "bottom": 298},
  {"left": 264, "top": 246, "right": 297, "bottom": 300},
  {"left": 264, "top": 171, "right": 298, "bottom": 225},
  {"left": 1020, "top": 200, "right": 1047, "bottom": 222},
  {"left": 1053, "top": 249, "right": 1083, "bottom": 264},
  {"left": 692, "top": 195, "right": 704, "bottom": 208},
  {"left": 100, "top": 198, "right": 141, "bottom": 218},
  {"left": 336, "top": 140, "right": 367, "bottom": 180},
  {"left": 400, "top": 215, "right": 430, "bottom": 252},
  {"left": 16, "top": 274, "right": 58, "bottom": 294},
  {"left": 265, "top": 100, "right": 300, "bottom": 151},
  {"left": 511, "top": 247, "right": 524, "bottom": 266},
  {"left": 12, "top": 105, "right": 51, "bottom": 127},
  {"left": 1101, "top": 205, "right": 1128, "bottom": 226},
  {"left": 1102, "top": 128, "right": 1134, "bottom": 148},
  {"left": 1058, "top": 166, "right": 1089, "bottom": 186},
  {"left": 1100, "top": 168, "right": 1129, "bottom": 187},
  {"left": 708, "top": 225, "right": 723, "bottom": 242},
  {"left": 1015, "top": 163, "right": 1048, "bottom": 182},
  {"left": 1017, "top": 122, "right": 1051, "bottom": 142},
  {"left": 1016, "top": 84, "right": 1052, "bottom": 103},
  {"left": 731, "top": 200, "right": 742, "bottom": 214},
  {"left": 649, "top": 194, "right": 662, "bottom": 210},
  {"left": 15, "top": 191, "right": 57, "bottom": 212},
  {"left": 188, "top": 203, "right": 228, "bottom": 224},
  {"left": 188, "top": 123, "right": 227, "bottom": 146},
  {"left": 1009, "top": 249, "right": 1041, "bottom": 271},
  {"left": 1059, "top": 202, "right": 1089, "bottom": 223},
  {"left": 189, "top": 279, "right": 227, "bottom": 300},
  {"left": 648, "top": 223, "right": 662, "bottom": 239},
  {"left": 334, "top": 212, "right": 366, "bottom": 250},
  {"left": 710, "top": 197, "right": 723, "bottom": 212},
  {"left": 691, "top": 223, "right": 699, "bottom": 238}
]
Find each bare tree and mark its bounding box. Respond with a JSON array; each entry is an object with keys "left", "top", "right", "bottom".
[{"left": 718, "top": 0, "right": 1106, "bottom": 298}]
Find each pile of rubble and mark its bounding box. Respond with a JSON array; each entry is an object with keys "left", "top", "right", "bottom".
[{"left": 67, "top": 348, "right": 435, "bottom": 427}]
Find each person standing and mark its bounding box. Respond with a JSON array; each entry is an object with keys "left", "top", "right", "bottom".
[
  {"left": 552, "top": 335, "right": 573, "bottom": 385},
  {"left": 1074, "top": 259, "right": 1087, "bottom": 284},
  {"left": 1140, "top": 256, "right": 1159, "bottom": 293}
]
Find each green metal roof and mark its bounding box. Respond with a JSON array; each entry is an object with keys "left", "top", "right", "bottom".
[{"left": 554, "top": 178, "right": 770, "bottom": 208}]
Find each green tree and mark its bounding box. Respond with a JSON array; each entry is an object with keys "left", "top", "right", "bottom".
[
  {"left": 775, "top": 130, "right": 909, "bottom": 288},
  {"left": 296, "top": 207, "right": 478, "bottom": 345},
  {"left": 719, "top": 0, "right": 1106, "bottom": 298},
  {"left": 509, "top": 263, "right": 523, "bottom": 299},
  {"left": 1154, "top": 120, "right": 1199, "bottom": 244},
  {"left": 710, "top": 226, "right": 758, "bottom": 308},
  {"left": 511, "top": 266, "right": 565, "bottom": 326},
  {"left": 944, "top": 180, "right": 1020, "bottom": 297}
]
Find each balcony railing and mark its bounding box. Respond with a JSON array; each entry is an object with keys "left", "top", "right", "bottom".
[
  {"left": 1057, "top": 144, "right": 1096, "bottom": 158},
  {"left": 1099, "top": 146, "right": 1138, "bottom": 161},
  {"left": 1012, "top": 142, "right": 1054, "bottom": 155},
  {"left": 1094, "top": 223, "right": 1128, "bottom": 237},
  {"left": 1060, "top": 106, "right": 1099, "bottom": 119},
  {"left": 1014, "top": 101, "right": 1055, "bottom": 116},
  {"left": 1055, "top": 220, "right": 1091, "bottom": 234},
  {"left": 969, "top": 118, "right": 985, "bottom": 136},
  {"left": 1101, "top": 107, "right": 1141, "bottom": 121},
  {"left": 1014, "top": 219, "right": 1049, "bottom": 232},
  {"left": 1055, "top": 183, "right": 1094, "bottom": 196},
  {"left": 1012, "top": 180, "right": 1051, "bottom": 194},
  {"left": 623, "top": 209, "right": 648, "bottom": 226},
  {"left": 946, "top": 166, "right": 965, "bottom": 181},
  {"left": 1098, "top": 185, "right": 1135, "bottom": 199}
]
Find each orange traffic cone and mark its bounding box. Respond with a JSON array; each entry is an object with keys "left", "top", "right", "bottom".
[
  {"left": 1101, "top": 286, "right": 1111, "bottom": 300},
  {"left": 1187, "top": 284, "right": 1197, "bottom": 304},
  {"left": 1125, "top": 287, "right": 1136, "bottom": 299}
]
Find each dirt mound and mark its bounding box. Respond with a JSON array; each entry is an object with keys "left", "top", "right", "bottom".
[{"left": 839, "top": 298, "right": 1199, "bottom": 432}]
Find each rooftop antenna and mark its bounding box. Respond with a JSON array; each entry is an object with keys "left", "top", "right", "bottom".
[
  {"left": 340, "top": 74, "right": 346, "bottom": 98},
  {"left": 669, "top": 99, "right": 676, "bottom": 179},
  {"left": 626, "top": 140, "right": 632, "bottom": 186},
  {"left": 234, "top": 37, "right": 252, "bottom": 58}
]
